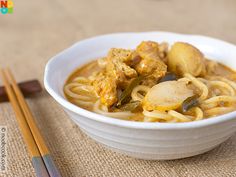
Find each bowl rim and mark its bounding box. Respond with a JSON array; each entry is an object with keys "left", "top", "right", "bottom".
[{"left": 44, "top": 31, "right": 236, "bottom": 130}]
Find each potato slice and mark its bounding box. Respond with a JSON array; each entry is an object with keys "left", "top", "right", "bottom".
[
  {"left": 143, "top": 81, "right": 194, "bottom": 111},
  {"left": 168, "top": 42, "right": 206, "bottom": 76}
]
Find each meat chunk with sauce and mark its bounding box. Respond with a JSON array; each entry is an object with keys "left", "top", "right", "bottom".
[
  {"left": 107, "top": 48, "right": 133, "bottom": 63},
  {"left": 134, "top": 41, "right": 167, "bottom": 86},
  {"left": 93, "top": 48, "right": 138, "bottom": 106},
  {"left": 105, "top": 48, "right": 138, "bottom": 89},
  {"left": 92, "top": 42, "right": 168, "bottom": 106},
  {"left": 137, "top": 58, "right": 167, "bottom": 86},
  {"left": 92, "top": 71, "right": 118, "bottom": 106},
  {"left": 136, "top": 41, "right": 168, "bottom": 61}
]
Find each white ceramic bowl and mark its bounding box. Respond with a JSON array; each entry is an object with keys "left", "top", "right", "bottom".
[{"left": 44, "top": 32, "right": 236, "bottom": 160}]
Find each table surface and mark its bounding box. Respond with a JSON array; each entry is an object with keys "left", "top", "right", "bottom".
[{"left": 1, "top": 0, "right": 236, "bottom": 176}]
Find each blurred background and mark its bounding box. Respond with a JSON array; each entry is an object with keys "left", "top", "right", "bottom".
[{"left": 0, "top": 0, "right": 236, "bottom": 81}]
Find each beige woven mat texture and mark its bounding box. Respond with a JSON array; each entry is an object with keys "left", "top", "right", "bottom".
[{"left": 0, "top": 0, "right": 236, "bottom": 176}]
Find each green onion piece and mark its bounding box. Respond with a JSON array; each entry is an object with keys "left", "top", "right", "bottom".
[
  {"left": 181, "top": 95, "right": 199, "bottom": 112},
  {"left": 159, "top": 72, "right": 177, "bottom": 83},
  {"left": 117, "top": 76, "right": 144, "bottom": 106},
  {"left": 119, "top": 101, "right": 141, "bottom": 111}
]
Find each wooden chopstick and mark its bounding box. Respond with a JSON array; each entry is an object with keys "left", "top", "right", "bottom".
[
  {"left": 4, "top": 68, "right": 62, "bottom": 177},
  {"left": 0, "top": 69, "right": 50, "bottom": 177}
]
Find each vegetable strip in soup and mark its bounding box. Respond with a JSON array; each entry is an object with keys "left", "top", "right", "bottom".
[{"left": 64, "top": 41, "right": 236, "bottom": 123}]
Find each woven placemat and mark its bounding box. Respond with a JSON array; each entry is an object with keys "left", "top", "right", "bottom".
[{"left": 1, "top": 0, "right": 236, "bottom": 176}]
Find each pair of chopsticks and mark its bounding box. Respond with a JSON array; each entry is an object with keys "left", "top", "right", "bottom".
[{"left": 0, "top": 68, "right": 61, "bottom": 177}]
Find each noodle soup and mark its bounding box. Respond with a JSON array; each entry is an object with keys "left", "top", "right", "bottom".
[{"left": 64, "top": 41, "right": 236, "bottom": 123}]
